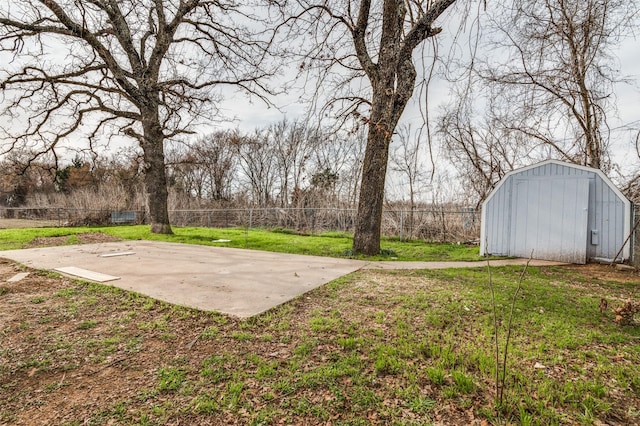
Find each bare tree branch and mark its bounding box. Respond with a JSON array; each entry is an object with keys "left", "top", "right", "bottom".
[
  {"left": 286, "top": 0, "right": 460, "bottom": 254},
  {"left": 0, "top": 0, "right": 277, "bottom": 233}
]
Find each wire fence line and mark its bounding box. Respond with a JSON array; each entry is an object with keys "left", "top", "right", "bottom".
[
  {"left": 5, "top": 206, "right": 640, "bottom": 264},
  {"left": 0, "top": 206, "right": 481, "bottom": 243}
]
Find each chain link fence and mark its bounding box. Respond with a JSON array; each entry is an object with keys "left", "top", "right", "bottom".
[
  {"left": 4, "top": 205, "right": 640, "bottom": 262},
  {"left": 0, "top": 207, "right": 145, "bottom": 228},
  {"left": 174, "top": 205, "right": 638, "bottom": 259},
  {"left": 0, "top": 206, "right": 481, "bottom": 243}
]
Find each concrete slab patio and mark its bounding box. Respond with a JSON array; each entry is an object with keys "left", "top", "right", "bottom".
[
  {"left": 0, "top": 241, "right": 566, "bottom": 318},
  {"left": 0, "top": 241, "right": 366, "bottom": 318}
]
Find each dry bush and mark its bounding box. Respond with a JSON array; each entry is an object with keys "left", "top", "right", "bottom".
[
  {"left": 21, "top": 182, "right": 145, "bottom": 225},
  {"left": 612, "top": 300, "right": 640, "bottom": 325}
]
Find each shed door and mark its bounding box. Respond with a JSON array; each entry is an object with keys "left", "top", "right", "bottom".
[{"left": 510, "top": 177, "right": 590, "bottom": 263}]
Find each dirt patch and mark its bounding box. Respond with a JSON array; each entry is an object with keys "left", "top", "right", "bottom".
[
  {"left": 562, "top": 262, "right": 640, "bottom": 284},
  {"left": 0, "top": 259, "right": 184, "bottom": 425},
  {"left": 25, "top": 232, "right": 121, "bottom": 248}
]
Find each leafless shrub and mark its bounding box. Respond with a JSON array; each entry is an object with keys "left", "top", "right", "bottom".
[{"left": 612, "top": 300, "right": 640, "bottom": 325}]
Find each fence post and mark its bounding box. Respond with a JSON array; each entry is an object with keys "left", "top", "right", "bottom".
[
  {"left": 245, "top": 208, "right": 253, "bottom": 248},
  {"left": 399, "top": 210, "right": 404, "bottom": 241}
]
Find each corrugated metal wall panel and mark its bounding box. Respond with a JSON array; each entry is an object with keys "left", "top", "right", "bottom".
[
  {"left": 588, "top": 176, "right": 626, "bottom": 261},
  {"left": 484, "top": 178, "right": 509, "bottom": 255},
  {"left": 510, "top": 177, "right": 589, "bottom": 263}
]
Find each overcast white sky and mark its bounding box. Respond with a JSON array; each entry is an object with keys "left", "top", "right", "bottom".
[
  {"left": 1, "top": 0, "right": 639, "bottom": 200},
  {"left": 214, "top": 18, "right": 640, "bottom": 190}
]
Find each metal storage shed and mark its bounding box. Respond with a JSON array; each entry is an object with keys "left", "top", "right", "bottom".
[{"left": 480, "top": 159, "right": 631, "bottom": 264}]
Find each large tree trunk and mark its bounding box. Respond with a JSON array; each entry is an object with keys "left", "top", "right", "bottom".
[
  {"left": 353, "top": 118, "right": 392, "bottom": 254},
  {"left": 350, "top": 0, "right": 426, "bottom": 255},
  {"left": 142, "top": 116, "right": 173, "bottom": 234},
  {"left": 352, "top": 57, "right": 416, "bottom": 254}
]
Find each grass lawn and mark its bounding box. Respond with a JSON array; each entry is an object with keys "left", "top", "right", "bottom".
[
  {"left": 0, "top": 253, "right": 639, "bottom": 425},
  {"left": 0, "top": 225, "right": 482, "bottom": 261}
]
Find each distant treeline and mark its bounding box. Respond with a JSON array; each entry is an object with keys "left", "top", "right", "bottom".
[{"left": 0, "top": 120, "right": 369, "bottom": 211}]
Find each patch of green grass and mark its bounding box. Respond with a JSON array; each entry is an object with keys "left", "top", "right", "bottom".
[
  {"left": 77, "top": 320, "right": 98, "bottom": 330},
  {"left": 231, "top": 331, "right": 253, "bottom": 341},
  {"left": 55, "top": 287, "right": 81, "bottom": 298},
  {"left": 255, "top": 360, "right": 279, "bottom": 380},
  {"left": 137, "top": 319, "right": 168, "bottom": 331},
  {"left": 408, "top": 395, "right": 436, "bottom": 414},
  {"left": 0, "top": 225, "right": 481, "bottom": 261},
  {"left": 64, "top": 235, "right": 81, "bottom": 245},
  {"left": 200, "top": 355, "right": 232, "bottom": 384},
  {"left": 43, "top": 380, "right": 68, "bottom": 393},
  {"left": 200, "top": 325, "right": 219, "bottom": 339},
  {"left": 192, "top": 392, "right": 219, "bottom": 414},
  {"left": 222, "top": 381, "right": 245, "bottom": 409},
  {"left": 104, "top": 400, "right": 129, "bottom": 419},
  {"left": 373, "top": 344, "right": 403, "bottom": 375},
  {"left": 309, "top": 313, "right": 342, "bottom": 333},
  {"left": 426, "top": 366, "right": 446, "bottom": 386},
  {"left": 30, "top": 295, "right": 46, "bottom": 304},
  {"left": 159, "top": 332, "right": 176, "bottom": 341},
  {"left": 336, "top": 336, "right": 362, "bottom": 350},
  {"left": 451, "top": 370, "right": 476, "bottom": 394},
  {"left": 18, "top": 357, "right": 51, "bottom": 372},
  {"left": 294, "top": 337, "right": 317, "bottom": 358},
  {"left": 157, "top": 367, "right": 186, "bottom": 393}
]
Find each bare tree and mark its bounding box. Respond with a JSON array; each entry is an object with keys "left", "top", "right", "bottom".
[
  {"left": 620, "top": 130, "right": 640, "bottom": 203},
  {"left": 438, "top": 89, "right": 522, "bottom": 206},
  {"left": 388, "top": 124, "right": 432, "bottom": 238},
  {"left": 0, "top": 152, "right": 57, "bottom": 206},
  {"left": 390, "top": 125, "right": 430, "bottom": 205},
  {"left": 168, "top": 131, "right": 237, "bottom": 202},
  {"left": 269, "top": 118, "right": 317, "bottom": 207},
  {"left": 286, "top": 0, "right": 459, "bottom": 254},
  {"left": 0, "top": 0, "right": 274, "bottom": 233},
  {"left": 309, "top": 127, "right": 366, "bottom": 207},
  {"left": 233, "top": 130, "right": 278, "bottom": 206},
  {"left": 478, "top": 0, "right": 637, "bottom": 171}
]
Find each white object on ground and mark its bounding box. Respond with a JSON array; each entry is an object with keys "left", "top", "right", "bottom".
[
  {"left": 99, "top": 251, "right": 136, "bottom": 258},
  {"left": 7, "top": 272, "right": 29, "bottom": 282},
  {"left": 54, "top": 266, "right": 120, "bottom": 282}
]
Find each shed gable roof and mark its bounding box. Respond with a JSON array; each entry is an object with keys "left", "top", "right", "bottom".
[{"left": 482, "top": 159, "right": 629, "bottom": 210}]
